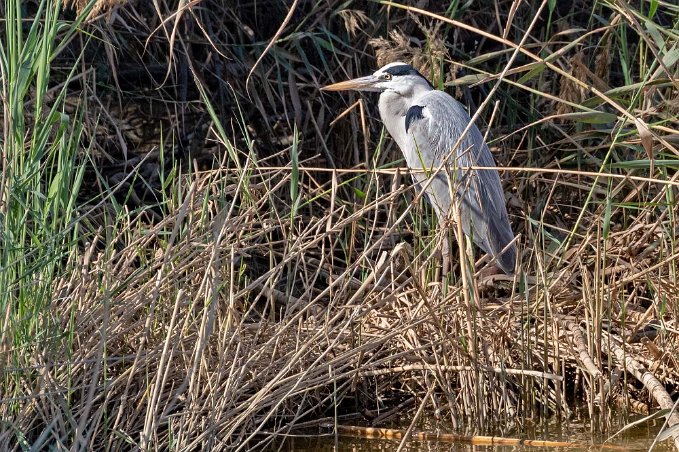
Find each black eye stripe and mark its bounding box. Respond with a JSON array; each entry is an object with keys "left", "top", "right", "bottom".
[
  {"left": 383, "top": 64, "right": 419, "bottom": 77},
  {"left": 380, "top": 64, "right": 434, "bottom": 89}
]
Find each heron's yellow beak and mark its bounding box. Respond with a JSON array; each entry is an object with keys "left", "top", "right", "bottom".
[{"left": 321, "top": 75, "right": 380, "bottom": 92}]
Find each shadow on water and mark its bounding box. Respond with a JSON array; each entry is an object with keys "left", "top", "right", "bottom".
[{"left": 265, "top": 413, "right": 674, "bottom": 451}]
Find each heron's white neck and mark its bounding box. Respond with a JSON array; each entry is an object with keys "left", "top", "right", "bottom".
[
  {"left": 378, "top": 84, "right": 432, "bottom": 151},
  {"left": 378, "top": 84, "right": 432, "bottom": 117}
]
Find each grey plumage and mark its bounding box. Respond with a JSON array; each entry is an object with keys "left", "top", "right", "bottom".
[{"left": 322, "top": 62, "right": 516, "bottom": 274}]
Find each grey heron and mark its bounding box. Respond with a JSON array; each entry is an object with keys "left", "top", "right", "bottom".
[{"left": 322, "top": 62, "right": 516, "bottom": 274}]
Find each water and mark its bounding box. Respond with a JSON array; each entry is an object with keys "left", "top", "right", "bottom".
[{"left": 265, "top": 414, "right": 674, "bottom": 451}]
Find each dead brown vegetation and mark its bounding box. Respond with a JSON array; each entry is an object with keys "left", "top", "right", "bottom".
[{"left": 1, "top": 0, "right": 679, "bottom": 450}]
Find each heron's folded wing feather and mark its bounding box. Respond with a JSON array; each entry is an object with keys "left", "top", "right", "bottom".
[{"left": 405, "top": 91, "right": 516, "bottom": 272}]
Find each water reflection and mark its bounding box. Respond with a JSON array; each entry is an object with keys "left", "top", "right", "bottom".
[{"left": 265, "top": 415, "right": 674, "bottom": 451}]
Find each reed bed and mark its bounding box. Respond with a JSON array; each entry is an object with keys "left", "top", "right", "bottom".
[{"left": 1, "top": 0, "right": 678, "bottom": 450}]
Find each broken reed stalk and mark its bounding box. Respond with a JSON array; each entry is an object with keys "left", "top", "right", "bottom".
[{"left": 608, "top": 340, "right": 679, "bottom": 451}]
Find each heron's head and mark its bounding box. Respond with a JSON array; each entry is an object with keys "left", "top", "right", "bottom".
[{"left": 321, "top": 62, "right": 433, "bottom": 96}]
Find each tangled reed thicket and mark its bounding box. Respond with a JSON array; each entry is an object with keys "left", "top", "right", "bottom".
[{"left": 1, "top": 0, "right": 678, "bottom": 450}]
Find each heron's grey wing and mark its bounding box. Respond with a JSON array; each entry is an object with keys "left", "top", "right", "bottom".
[{"left": 405, "top": 91, "right": 516, "bottom": 273}]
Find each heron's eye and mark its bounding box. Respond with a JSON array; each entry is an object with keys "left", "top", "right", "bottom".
[{"left": 382, "top": 73, "right": 392, "bottom": 80}]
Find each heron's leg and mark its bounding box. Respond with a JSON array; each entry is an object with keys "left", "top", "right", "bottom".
[
  {"left": 441, "top": 234, "right": 450, "bottom": 278},
  {"left": 435, "top": 211, "right": 452, "bottom": 279}
]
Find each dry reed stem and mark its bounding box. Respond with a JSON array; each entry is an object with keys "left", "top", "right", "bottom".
[{"left": 609, "top": 339, "right": 679, "bottom": 450}]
